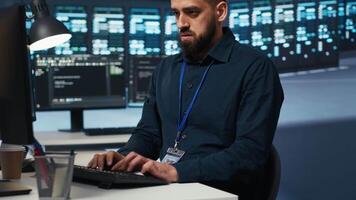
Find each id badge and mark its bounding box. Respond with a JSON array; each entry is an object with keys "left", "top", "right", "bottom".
[{"left": 162, "top": 147, "right": 185, "bottom": 164}]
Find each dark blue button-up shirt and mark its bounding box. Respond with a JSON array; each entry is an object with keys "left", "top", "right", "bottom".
[{"left": 119, "top": 28, "right": 284, "bottom": 194}]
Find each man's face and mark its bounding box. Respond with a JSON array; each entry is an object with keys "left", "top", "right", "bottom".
[{"left": 171, "top": 0, "right": 218, "bottom": 61}]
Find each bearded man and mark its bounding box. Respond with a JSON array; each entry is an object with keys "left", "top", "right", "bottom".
[{"left": 88, "top": 0, "right": 284, "bottom": 199}]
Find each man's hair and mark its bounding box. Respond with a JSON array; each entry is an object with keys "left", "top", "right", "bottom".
[{"left": 207, "top": 0, "right": 227, "bottom": 6}]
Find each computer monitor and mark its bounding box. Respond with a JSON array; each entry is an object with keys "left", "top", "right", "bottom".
[
  {"left": 129, "top": 8, "right": 161, "bottom": 55},
  {"left": 32, "top": 4, "right": 127, "bottom": 132},
  {"left": 128, "top": 55, "right": 163, "bottom": 106},
  {"left": 317, "top": 0, "right": 339, "bottom": 68},
  {"left": 250, "top": 0, "right": 274, "bottom": 59},
  {"left": 343, "top": 0, "right": 356, "bottom": 50},
  {"left": 339, "top": 0, "right": 347, "bottom": 50},
  {"left": 33, "top": 54, "right": 127, "bottom": 132},
  {"left": 0, "top": 5, "right": 35, "bottom": 145},
  {"left": 53, "top": 5, "right": 89, "bottom": 55},
  {"left": 164, "top": 8, "right": 180, "bottom": 56},
  {"left": 92, "top": 6, "right": 125, "bottom": 55},
  {"left": 295, "top": 1, "right": 318, "bottom": 68},
  {"left": 229, "top": 1, "right": 251, "bottom": 45},
  {"left": 272, "top": 0, "right": 298, "bottom": 71}
]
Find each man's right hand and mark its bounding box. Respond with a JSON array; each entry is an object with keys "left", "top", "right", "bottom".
[{"left": 87, "top": 151, "right": 124, "bottom": 171}]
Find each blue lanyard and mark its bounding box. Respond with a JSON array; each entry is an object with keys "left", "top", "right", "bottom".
[{"left": 175, "top": 60, "right": 214, "bottom": 148}]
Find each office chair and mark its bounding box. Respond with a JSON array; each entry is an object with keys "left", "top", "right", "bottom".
[{"left": 263, "top": 145, "right": 281, "bottom": 200}]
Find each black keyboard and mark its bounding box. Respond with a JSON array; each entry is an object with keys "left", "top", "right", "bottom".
[
  {"left": 83, "top": 127, "right": 135, "bottom": 136},
  {"left": 73, "top": 165, "right": 167, "bottom": 189}
]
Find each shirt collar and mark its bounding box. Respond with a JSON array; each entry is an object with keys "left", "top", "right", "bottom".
[
  {"left": 175, "top": 27, "right": 236, "bottom": 64},
  {"left": 207, "top": 27, "right": 236, "bottom": 63}
]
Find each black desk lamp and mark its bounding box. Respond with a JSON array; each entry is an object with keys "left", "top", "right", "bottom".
[{"left": 28, "top": 0, "right": 71, "bottom": 51}]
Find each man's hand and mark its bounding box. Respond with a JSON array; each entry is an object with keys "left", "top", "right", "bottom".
[
  {"left": 87, "top": 151, "right": 124, "bottom": 170},
  {"left": 111, "top": 152, "right": 178, "bottom": 183},
  {"left": 141, "top": 159, "right": 178, "bottom": 183}
]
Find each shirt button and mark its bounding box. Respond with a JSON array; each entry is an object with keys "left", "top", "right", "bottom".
[{"left": 187, "top": 82, "right": 193, "bottom": 89}]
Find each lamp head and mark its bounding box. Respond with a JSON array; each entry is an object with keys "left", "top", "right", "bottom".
[{"left": 28, "top": 0, "right": 71, "bottom": 51}]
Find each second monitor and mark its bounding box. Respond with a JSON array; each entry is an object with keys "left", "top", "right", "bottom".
[
  {"left": 34, "top": 54, "right": 126, "bottom": 132},
  {"left": 128, "top": 55, "right": 163, "bottom": 106}
]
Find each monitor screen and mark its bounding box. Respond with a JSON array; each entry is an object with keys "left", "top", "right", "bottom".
[
  {"left": 128, "top": 55, "right": 163, "bottom": 105},
  {"left": 272, "top": 0, "right": 297, "bottom": 70},
  {"left": 317, "top": 0, "right": 339, "bottom": 67},
  {"left": 0, "top": 5, "right": 34, "bottom": 145},
  {"left": 129, "top": 8, "right": 161, "bottom": 55},
  {"left": 54, "top": 5, "right": 89, "bottom": 55},
  {"left": 295, "top": 1, "right": 318, "bottom": 68},
  {"left": 338, "top": 0, "right": 347, "bottom": 49},
  {"left": 34, "top": 54, "right": 126, "bottom": 110},
  {"left": 251, "top": 0, "right": 273, "bottom": 58},
  {"left": 164, "top": 9, "right": 180, "bottom": 56},
  {"left": 92, "top": 6, "right": 125, "bottom": 55},
  {"left": 229, "top": 1, "right": 251, "bottom": 45},
  {"left": 31, "top": 3, "right": 129, "bottom": 132},
  {"left": 344, "top": 0, "right": 356, "bottom": 50}
]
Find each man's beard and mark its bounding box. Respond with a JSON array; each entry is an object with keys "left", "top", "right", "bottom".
[{"left": 179, "top": 19, "right": 217, "bottom": 62}]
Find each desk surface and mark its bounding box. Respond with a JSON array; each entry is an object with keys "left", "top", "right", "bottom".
[
  {"left": 3, "top": 152, "right": 238, "bottom": 200},
  {"left": 35, "top": 131, "right": 130, "bottom": 150},
  {"left": 6, "top": 174, "right": 237, "bottom": 200}
]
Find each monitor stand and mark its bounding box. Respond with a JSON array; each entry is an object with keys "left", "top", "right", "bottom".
[{"left": 58, "top": 109, "right": 83, "bottom": 132}]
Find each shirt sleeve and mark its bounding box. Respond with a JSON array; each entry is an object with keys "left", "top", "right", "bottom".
[
  {"left": 174, "top": 57, "right": 284, "bottom": 183},
  {"left": 117, "top": 63, "right": 162, "bottom": 160}
]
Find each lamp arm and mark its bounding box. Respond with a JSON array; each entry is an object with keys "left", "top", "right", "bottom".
[{"left": 30, "top": 0, "right": 50, "bottom": 19}]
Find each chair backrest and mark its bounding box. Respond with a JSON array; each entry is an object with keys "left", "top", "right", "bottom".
[{"left": 264, "top": 145, "right": 281, "bottom": 200}]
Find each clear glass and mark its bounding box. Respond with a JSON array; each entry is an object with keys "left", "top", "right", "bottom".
[{"left": 34, "top": 153, "right": 75, "bottom": 200}]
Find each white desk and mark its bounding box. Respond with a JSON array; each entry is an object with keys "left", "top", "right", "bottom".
[
  {"left": 3, "top": 152, "right": 238, "bottom": 200},
  {"left": 6, "top": 174, "right": 237, "bottom": 200},
  {"left": 35, "top": 131, "right": 130, "bottom": 149}
]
